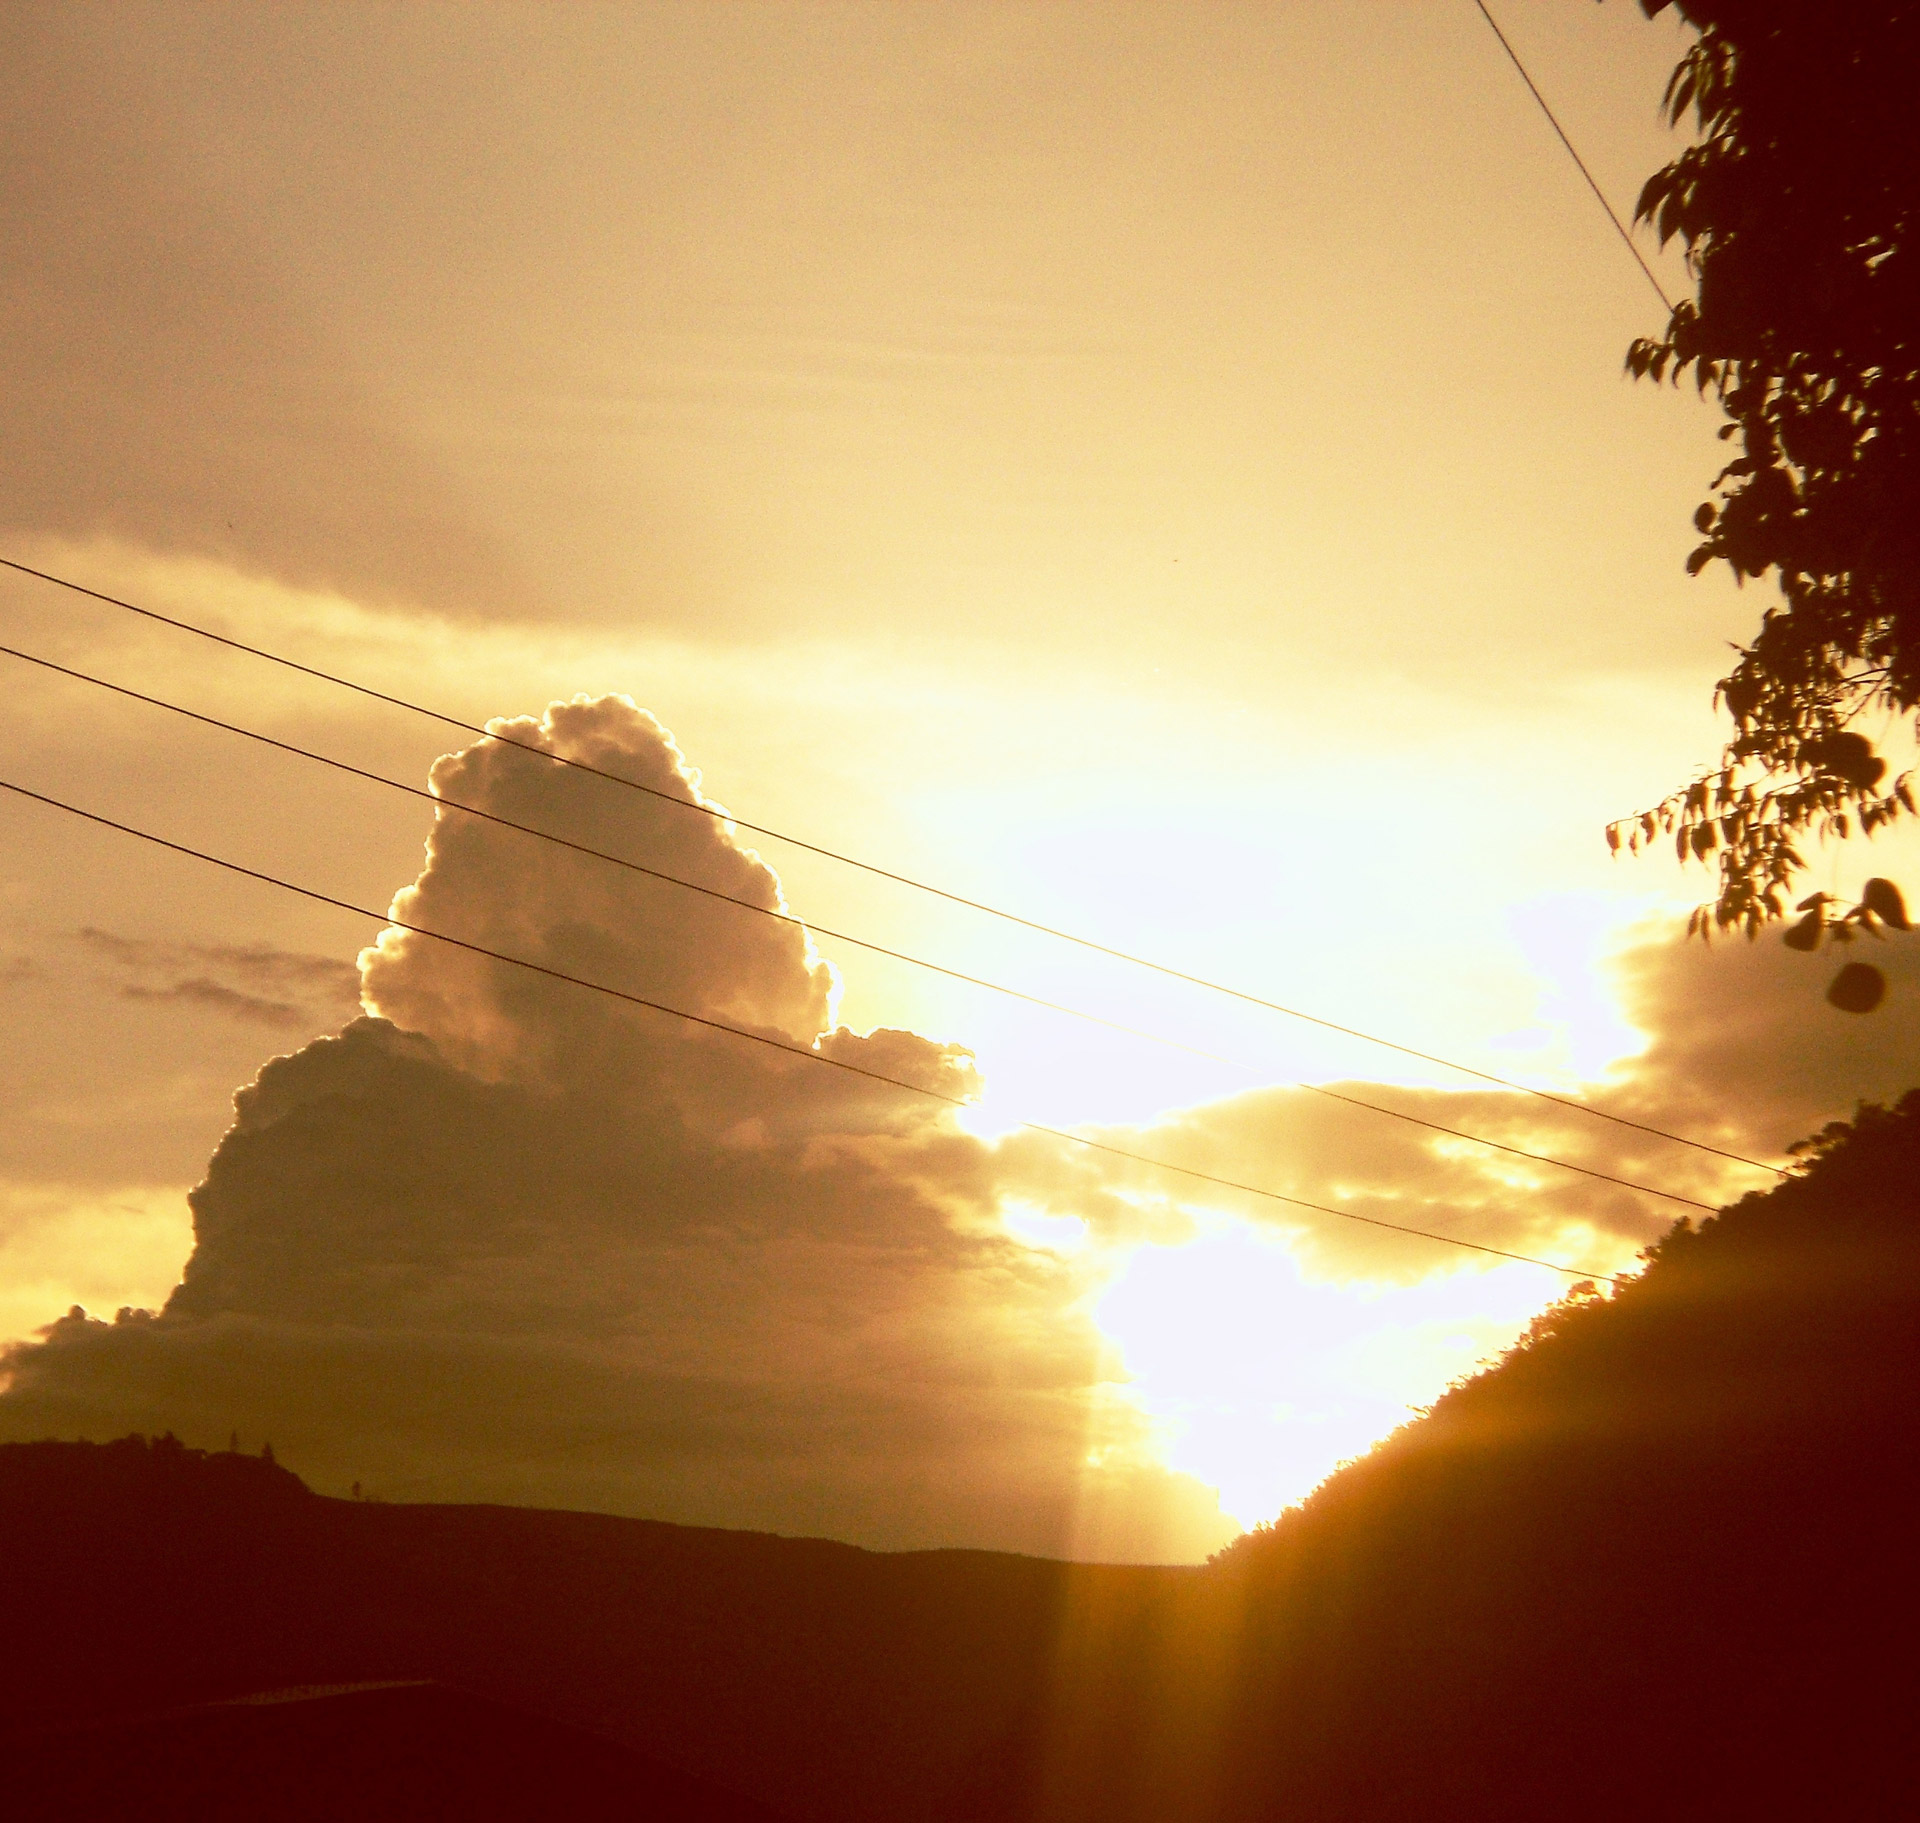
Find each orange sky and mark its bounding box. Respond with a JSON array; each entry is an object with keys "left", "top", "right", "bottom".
[{"left": 4, "top": 1, "right": 1917, "bottom": 1559}]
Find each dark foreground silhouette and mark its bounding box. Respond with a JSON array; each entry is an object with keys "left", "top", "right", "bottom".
[
  {"left": 6, "top": 1095, "right": 1918, "bottom": 1819},
  {"left": 9, "top": 1681, "right": 786, "bottom": 1821}
]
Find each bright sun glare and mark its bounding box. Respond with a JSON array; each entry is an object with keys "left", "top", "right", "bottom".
[
  {"left": 1090, "top": 1222, "right": 1565, "bottom": 1528},
  {"left": 964, "top": 884, "right": 1664, "bottom": 1534}
]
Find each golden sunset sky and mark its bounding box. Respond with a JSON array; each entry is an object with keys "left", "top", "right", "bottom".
[{"left": 4, "top": 0, "right": 1917, "bottom": 1560}]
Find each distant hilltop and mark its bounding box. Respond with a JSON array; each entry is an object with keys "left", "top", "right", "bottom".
[
  {"left": 6, "top": 1092, "right": 1919, "bottom": 1820},
  {"left": 0, "top": 1427, "right": 310, "bottom": 1502}
]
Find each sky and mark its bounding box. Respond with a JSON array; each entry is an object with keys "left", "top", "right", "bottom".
[{"left": 3, "top": 0, "right": 1917, "bottom": 1562}]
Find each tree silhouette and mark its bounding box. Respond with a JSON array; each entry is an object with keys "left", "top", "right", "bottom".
[{"left": 1609, "top": 2, "right": 1920, "bottom": 982}]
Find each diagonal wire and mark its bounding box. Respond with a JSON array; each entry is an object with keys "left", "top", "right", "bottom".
[
  {"left": 0, "top": 774, "right": 1631, "bottom": 1284},
  {"left": 0, "top": 553, "right": 1779, "bottom": 1177},
  {"left": 1470, "top": 0, "right": 1675, "bottom": 313},
  {"left": 0, "top": 639, "right": 1721, "bottom": 1214}
]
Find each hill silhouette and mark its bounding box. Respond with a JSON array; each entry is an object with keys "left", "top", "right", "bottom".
[
  {"left": 0, "top": 1430, "right": 1194, "bottom": 1821},
  {"left": 999, "top": 1092, "right": 1920, "bottom": 1820},
  {"left": 5, "top": 1094, "right": 1917, "bottom": 1819}
]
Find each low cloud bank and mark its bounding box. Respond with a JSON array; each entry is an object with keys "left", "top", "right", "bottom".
[{"left": 4, "top": 699, "right": 1914, "bottom": 1558}]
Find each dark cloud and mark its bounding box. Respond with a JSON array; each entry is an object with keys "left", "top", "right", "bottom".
[
  {"left": 0, "top": 1000, "right": 1220, "bottom": 1556},
  {"left": 78, "top": 929, "right": 362, "bottom": 1032},
  {"left": 6, "top": 699, "right": 1913, "bottom": 1557},
  {"left": 1595, "top": 927, "right": 1920, "bottom": 1157}
]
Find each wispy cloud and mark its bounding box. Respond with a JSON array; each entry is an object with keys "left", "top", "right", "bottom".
[{"left": 78, "top": 929, "right": 361, "bottom": 1031}]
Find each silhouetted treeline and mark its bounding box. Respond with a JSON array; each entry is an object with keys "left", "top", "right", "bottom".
[{"left": 6, "top": 1095, "right": 1919, "bottom": 1819}]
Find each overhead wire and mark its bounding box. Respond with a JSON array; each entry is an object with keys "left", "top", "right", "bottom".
[
  {"left": 0, "top": 774, "right": 1629, "bottom": 1284},
  {"left": 0, "top": 638, "right": 1723, "bottom": 1215},
  {"left": 0, "top": 555, "right": 1785, "bottom": 1178},
  {"left": 1469, "top": 0, "right": 1676, "bottom": 313}
]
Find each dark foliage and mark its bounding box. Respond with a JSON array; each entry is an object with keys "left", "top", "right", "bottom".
[
  {"left": 1608, "top": 2, "right": 1920, "bottom": 945},
  {"left": 5, "top": 1096, "right": 1919, "bottom": 1819}
]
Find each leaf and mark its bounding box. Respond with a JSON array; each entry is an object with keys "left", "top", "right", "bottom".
[
  {"left": 1804, "top": 731, "right": 1882, "bottom": 789},
  {"left": 1826, "top": 962, "right": 1886, "bottom": 1014},
  {"left": 1862, "top": 877, "right": 1912, "bottom": 930},
  {"left": 1783, "top": 909, "right": 1824, "bottom": 951}
]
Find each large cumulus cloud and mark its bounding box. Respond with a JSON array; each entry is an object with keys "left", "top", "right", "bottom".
[
  {"left": 359, "top": 700, "right": 840, "bottom": 1082},
  {"left": 0, "top": 699, "right": 1225, "bottom": 1557},
  {"left": 4, "top": 697, "right": 1916, "bottom": 1557}
]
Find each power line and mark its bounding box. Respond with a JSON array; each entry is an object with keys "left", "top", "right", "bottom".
[
  {"left": 0, "top": 640, "right": 1725, "bottom": 1215},
  {"left": 0, "top": 553, "right": 1780, "bottom": 1178},
  {"left": 1470, "top": 0, "right": 1675, "bottom": 314},
  {"left": 0, "top": 774, "right": 1629, "bottom": 1283}
]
